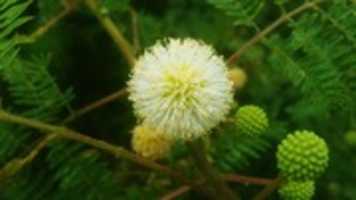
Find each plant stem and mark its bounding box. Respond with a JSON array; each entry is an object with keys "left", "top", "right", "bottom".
[
  {"left": 0, "top": 134, "right": 56, "bottom": 180},
  {"left": 227, "top": 0, "right": 323, "bottom": 65},
  {"left": 17, "top": 1, "right": 75, "bottom": 44},
  {"left": 161, "top": 185, "right": 192, "bottom": 200},
  {"left": 160, "top": 174, "right": 274, "bottom": 200},
  {"left": 223, "top": 174, "right": 274, "bottom": 185},
  {"left": 30, "top": 9, "right": 71, "bottom": 40},
  {"left": 0, "top": 88, "right": 128, "bottom": 179},
  {"left": 0, "top": 110, "right": 187, "bottom": 183},
  {"left": 129, "top": 7, "right": 141, "bottom": 54},
  {"left": 0, "top": 109, "right": 279, "bottom": 197},
  {"left": 252, "top": 177, "right": 283, "bottom": 200},
  {"left": 189, "top": 140, "right": 239, "bottom": 200},
  {"left": 85, "top": 0, "right": 136, "bottom": 67},
  {"left": 63, "top": 88, "right": 128, "bottom": 123}
]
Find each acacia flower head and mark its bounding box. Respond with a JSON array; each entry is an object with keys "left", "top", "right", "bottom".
[
  {"left": 132, "top": 124, "right": 173, "bottom": 160},
  {"left": 228, "top": 67, "right": 247, "bottom": 90},
  {"left": 128, "top": 38, "right": 234, "bottom": 140}
]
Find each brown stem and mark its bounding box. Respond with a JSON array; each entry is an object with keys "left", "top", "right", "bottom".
[
  {"left": 63, "top": 88, "right": 128, "bottom": 123},
  {"left": 17, "top": 1, "right": 76, "bottom": 44},
  {"left": 30, "top": 10, "right": 71, "bottom": 40},
  {"left": 0, "top": 88, "right": 127, "bottom": 180},
  {"left": 189, "top": 140, "right": 239, "bottom": 200},
  {"left": 0, "top": 110, "right": 188, "bottom": 183},
  {"left": 223, "top": 174, "right": 274, "bottom": 185},
  {"left": 85, "top": 0, "right": 136, "bottom": 67},
  {"left": 252, "top": 177, "right": 283, "bottom": 200},
  {"left": 160, "top": 185, "right": 192, "bottom": 200},
  {"left": 160, "top": 174, "right": 275, "bottom": 200},
  {"left": 129, "top": 7, "right": 141, "bottom": 54},
  {"left": 0, "top": 135, "right": 56, "bottom": 179},
  {"left": 227, "top": 0, "right": 323, "bottom": 65}
]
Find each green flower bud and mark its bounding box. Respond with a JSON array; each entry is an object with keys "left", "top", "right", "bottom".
[
  {"left": 235, "top": 105, "right": 268, "bottom": 136},
  {"left": 279, "top": 181, "right": 315, "bottom": 200},
  {"left": 344, "top": 130, "right": 356, "bottom": 146},
  {"left": 277, "top": 130, "right": 329, "bottom": 181}
]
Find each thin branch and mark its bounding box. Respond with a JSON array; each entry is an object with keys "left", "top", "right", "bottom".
[
  {"left": 85, "top": 0, "right": 136, "bottom": 67},
  {"left": 0, "top": 107, "right": 278, "bottom": 196},
  {"left": 0, "top": 134, "right": 56, "bottom": 179},
  {"left": 223, "top": 174, "right": 274, "bottom": 186},
  {"left": 189, "top": 140, "right": 239, "bottom": 200},
  {"left": 30, "top": 9, "right": 71, "bottom": 40},
  {"left": 252, "top": 177, "right": 283, "bottom": 200},
  {"left": 160, "top": 174, "right": 275, "bottom": 200},
  {"left": 227, "top": 0, "right": 323, "bottom": 65},
  {"left": 63, "top": 88, "right": 128, "bottom": 123},
  {"left": 17, "top": 1, "right": 76, "bottom": 44},
  {"left": 0, "top": 88, "right": 127, "bottom": 180},
  {"left": 0, "top": 110, "right": 188, "bottom": 183},
  {"left": 161, "top": 185, "right": 192, "bottom": 200},
  {"left": 129, "top": 7, "right": 141, "bottom": 54},
  {"left": 313, "top": 4, "right": 356, "bottom": 48}
]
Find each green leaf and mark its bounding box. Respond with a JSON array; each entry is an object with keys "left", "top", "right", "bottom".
[
  {"left": 274, "top": 0, "right": 288, "bottom": 5},
  {"left": 264, "top": 1, "right": 356, "bottom": 118},
  {"left": 102, "top": 0, "right": 130, "bottom": 13},
  {"left": 207, "top": 0, "right": 265, "bottom": 27}
]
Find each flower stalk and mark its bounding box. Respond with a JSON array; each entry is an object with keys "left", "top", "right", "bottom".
[
  {"left": 0, "top": 110, "right": 187, "bottom": 183},
  {"left": 189, "top": 139, "right": 239, "bottom": 200},
  {"left": 85, "top": 0, "right": 136, "bottom": 67}
]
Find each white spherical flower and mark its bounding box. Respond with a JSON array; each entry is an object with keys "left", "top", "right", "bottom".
[{"left": 128, "top": 38, "right": 233, "bottom": 140}]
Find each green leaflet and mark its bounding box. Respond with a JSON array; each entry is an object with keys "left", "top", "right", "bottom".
[
  {"left": 212, "top": 122, "right": 271, "bottom": 171},
  {"left": 2, "top": 56, "right": 74, "bottom": 121},
  {"left": 0, "top": 0, "right": 31, "bottom": 70},
  {"left": 102, "top": 0, "right": 131, "bottom": 13},
  {"left": 264, "top": 1, "right": 356, "bottom": 117},
  {"left": 207, "top": 0, "right": 265, "bottom": 27}
]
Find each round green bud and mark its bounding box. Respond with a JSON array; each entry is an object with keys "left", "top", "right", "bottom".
[
  {"left": 344, "top": 130, "right": 356, "bottom": 146},
  {"left": 235, "top": 105, "right": 268, "bottom": 136},
  {"left": 279, "top": 181, "right": 315, "bottom": 200},
  {"left": 277, "top": 130, "right": 329, "bottom": 181}
]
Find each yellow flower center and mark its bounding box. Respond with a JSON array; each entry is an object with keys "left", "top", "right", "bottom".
[{"left": 162, "top": 64, "right": 206, "bottom": 107}]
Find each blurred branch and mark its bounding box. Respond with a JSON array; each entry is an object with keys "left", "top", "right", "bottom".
[
  {"left": 252, "top": 177, "right": 283, "bottom": 200},
  {"left": 161, "top": 185, "right": 192, "bottom": 200},
  {"left": 161, "top": 174, "right": 275, "bottom": 200},
  {"left": 312, "top": 4, "right": 356, "bottom": 48},
  {"left": 130, "top": 7, "right": 141, "bottom": 54},
  {"left": 223, "top": 174, "right": 274, "bottom": 185},
  {"left": 189, "top": 140, "right": 239, "bottom": 200},
  {"left": 63, "top": 88, "right": 128, "bottom": 123},
  {"left": 227, "top": 0, "right": 323, "bottom": 65},
  {"left": 0, "top": 134, "right": 56, "bottom": 180},
  {"left": 17, "top": 0, "right": 76, "bottom": 44},
  {"left": 85, "top": 0, "right": 136, "bottom": 67},
  {"left": 0, "top": 108, "right": 278, "bottom": 198},
  {"left": 0, "top": 110, "right": 188, "bottom": 183},
  {"left": 0, "top": 88, "right": 127, "bottom": 180}
]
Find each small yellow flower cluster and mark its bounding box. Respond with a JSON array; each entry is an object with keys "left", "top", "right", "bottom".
[
  {"left": 228, "top": 67, "right": 247, "bottom": 90},
  {"left": 131, "top": 124, "right": 173, "bottom": 160}
]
